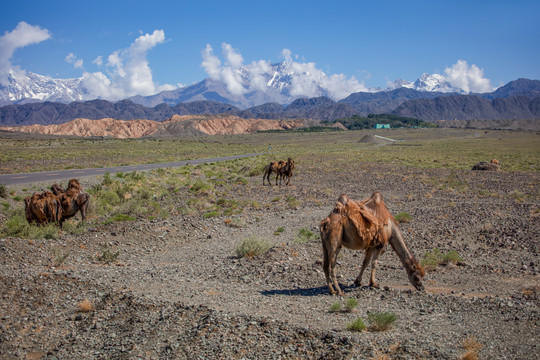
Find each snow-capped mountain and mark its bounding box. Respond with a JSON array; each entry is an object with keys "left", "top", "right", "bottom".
[
  {"left": 1, "top": 65, "right": 466, "bottom": 108},
  {"left": 0, "top": 71, "right": 88, "bottom": 106},
  {"left": 388, "top": 73, "right": 464, "bottom": 93}
]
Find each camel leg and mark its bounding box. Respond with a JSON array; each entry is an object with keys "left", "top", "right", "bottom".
[
  {"left": 369, "top": 247, "right": 384, "bottom": 288},
  {"left": 323, "top": 236, "right": 343, "bottom": 296},
  {"left": 355, "top": 247, "right": 375, "bottom": 287}
]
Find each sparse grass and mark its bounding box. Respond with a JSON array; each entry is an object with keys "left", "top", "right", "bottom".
[
  {"left": 96, "top": 244, "right": 119, "bottom": 264},
  {"left": 295, "top": 227, "right": 315, "bottom": 243},
  {"left": 203, "top": 211, "right": 220, "bottom": 219},
  {"left": 77, "top": 299, "right": 93, "bottom": 313},
  {"left": 509, "top": 190, "right": 526, "bottom": 202},
  {"left": 367, "top": 312, "right": 398, "bottom": 332},
  {"left": 12, "top": 195, "right": 23, "bottom": 202},
  {"left": 274, "top": 226, "right": 285, "bottom": 235},
  {"left": 346, "top": 318, "right": 367, "bottom": 332},
  {"left": 329, "top": 302, "right": 341, "bottom": 313},
  {"left": 235, "top": 235, "right": 273, "bottom": 259},
  {"left": 104, "top": 214, "right": 136, "bottom": 224},
  {"left": 271, "top": 196, "right": 280, "bottom": 202},
  {"left": 286, "top": 195, "right": 300, "bottom": 209},
  {"left": 394, "top": 212, "right": 412, "bottom": 223},
  {"left": 421, "top": 248, "right": 463, "bottom": 271},
  {"left": 53, "top": 248, "right": 70, "bottom": 266},
  {"left": 0, "top": 184, "right": 7, "bottom": 198},
  {"left": 0, "top": 213, "right": 59, "bottom": 239}
]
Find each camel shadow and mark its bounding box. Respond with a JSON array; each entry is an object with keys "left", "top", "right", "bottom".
[{"left": 260, "top": 283, "right": 365, "bottom": 297}]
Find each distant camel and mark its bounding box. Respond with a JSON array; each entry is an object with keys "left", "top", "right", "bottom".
[
  {"left": 51, "top": 179, "right": 90, "bottom": 226},
  {"left": 320, "top": 192, "right": 425, "bottom": 295},
  {"left": 24, "top": 191, "right": 62, "bottom": 225},
  {"left": 472, "top": 158, "right": 500, "bottom": 171},
  {"left": 278, "top": 157, "right": 295, "bottom": 185},
  {"left": 262, "top": 160, "right": 285, "bottom": 185}
]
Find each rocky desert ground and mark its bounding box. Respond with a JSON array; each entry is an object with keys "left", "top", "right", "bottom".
[{"left": 0, "top": 129, "right": 539, "bottom": 359}]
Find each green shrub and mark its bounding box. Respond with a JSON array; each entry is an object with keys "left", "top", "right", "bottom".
[
  {"left": 274, "top": 226, "right": 285, "bottom": 235},
  {"left": 421, "top": 248, "right": 463, "bottom": 271},
  {"left": 329, "top": 302, "right": 341, "bottom": 313},
  {"left": 12, "top": 195, "right": 23, "bottom": 202},
  {"left": 346, "top": 318, "right": 367, "bottom": 332},
  {"left": 190, "top": 181, "right": 214, "bottom": 195},
  {"left": 286, "top": 195, "right": 300, "bottom": 209},
  {"left": 102, "top": 172, "right": 113, "bottom": 185},
  {"left": 203, "top": 211, "right": 220, "bottom": 219},
  {"left": 0, "top": 184, "right": 7, "bottom": 198},
  {"left": 394, "top": 212, "right": 412, "bottom": 223},
  {"left": 236, "top": 236, "right": 273, "bottom": 258},
  {"left": 1, "top": 215, "right": 59, "bottom": 239},
  {"left": 295, "top": 227, "right": 315, "bottom": 243},
  {"left": 271, "top": 196, "right": 280, "bottom": 202},
  {"left": 367, "top": 312, "right": 398, "bottom": 331}
]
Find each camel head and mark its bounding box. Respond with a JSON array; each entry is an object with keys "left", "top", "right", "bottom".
[
  {"left": 50, "top": 184, "right": 65, "bottom": 196},
  {"left": 67, "top": 178, "right": 82, "bottom": 190},
  {"left": 407, "top": 261, "right": 426, "bottom": 291}
]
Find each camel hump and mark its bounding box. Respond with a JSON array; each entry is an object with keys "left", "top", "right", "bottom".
[
  {"left": 370, "top": 191, "right": 384, "bottom": 205},
  {"left": 337, "top": 194, "right": 349, "bottom": 205}
]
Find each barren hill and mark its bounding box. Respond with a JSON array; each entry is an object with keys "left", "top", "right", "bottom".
[{"left": 0, "top": 115, "right": 305, "bottom": 138}]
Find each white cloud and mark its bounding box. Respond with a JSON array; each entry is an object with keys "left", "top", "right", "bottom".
[
  {"left": 0, "top": 21, "right": 51, "bottom": 84},
  {"left": 82, "top": 29, "right": 175, "bottom": 100},
  {"left": 444, "top": 60, "right": 494, "bottom": 93},
  {"left": 200, "top": 43, "right": 367, "bottom": 100},
  {"left": 65, "top": 52, "right": 83, "bottom": 69}
]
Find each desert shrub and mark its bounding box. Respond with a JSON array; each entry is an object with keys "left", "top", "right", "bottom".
[
  {"left": 346, "top": 318, "right": 367, "bottom": 332},
  {"left": 96, "top": 244, "right": 119, "bottom": 264},
  {"left": 367, "top": 312, "right": 398, "bottom": 331},
  {"left": 236, "top": 235, "right": 273, "bottom": 259},
  {"left": 12, "top": 195, "right": 23, "bottom": 202},
  {"left": 53, "top": 248, "right": 70, "bottom": 266},
  {"left": 271, "top": 196, "right": 280, "bottom": 202},
  {"left": 1, "top": 201, "right": 9, "bottom": 211},
  {"left": 105, "top": 214, "right": 136, "bottom": 224},
  {"left": 102, "top": 172, "right": 113, "bottom": 186},
  {"left": 345, "top": 297, "right": 359, "bottom": 312},
  {"left": 115, "top": 171, "right": 124, "bottom": 178},
  {"left": 295, "top": 227, "right": 315, "bottom": 243},
  {"left": 394, "top": 212, "right": 412, "bottom": 223},
  {"left": 443, "top": 250, "right": 463, "bottom": 264},
  {"left": 0, "top": 184, "right": 7, "bottom": 198},
  {"left": 509, "top": 190, "right": 526, "bottom": 202},
  {"left": 190, "top": 181, "right": 214, "bottom": 195},
  {"left": 61, "top": 220, "right": 87, "bottom": 235}
]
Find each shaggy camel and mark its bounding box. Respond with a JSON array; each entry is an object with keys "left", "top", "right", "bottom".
[
  {"left": 24, "top": 191, "right": 62, "bottom": 225},
  {"left": 320, "top": 192, "right": 425, "bottom": 295},
  {"left": 50, "top": 179, "right": 90, "bottom": 226},
  {"left": 278, "top": 157, "right": 295, "bottom": 186},
  {"left": 262, "top": 160, "right": 285, "bottom": 185}
]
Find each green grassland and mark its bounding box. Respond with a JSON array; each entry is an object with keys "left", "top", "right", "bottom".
[{"left": 1, "top": 128, "right": 538, "bottom": 174}]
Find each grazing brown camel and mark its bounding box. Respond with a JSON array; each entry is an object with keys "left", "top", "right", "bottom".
[
  {"left": 24, "top": 191, "right": 62, "bottom": 225},
  {"left": 262, "top": 160, "right": 285, "bottom": 185},
  {"left": 320, "top": 192, "right": 425, "bottom": 295},
  {"left": 278, "top": 157, "right": 295, "bottom": 185},
  {"left": 50, "top": 179, "right": 90, "bottom": 226}
]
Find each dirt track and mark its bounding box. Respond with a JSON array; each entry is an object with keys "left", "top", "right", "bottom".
[{"left": 1, "top": 158, "right": 539, "bottom": 359}]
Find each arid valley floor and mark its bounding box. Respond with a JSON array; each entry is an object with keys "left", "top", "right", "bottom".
[{"left": 0, "top": 129, "right": 539, "bottom": 359}]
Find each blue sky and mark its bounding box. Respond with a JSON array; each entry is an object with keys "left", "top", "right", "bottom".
[{"left": 1, "top": 0, "right": 539, "bottom": 99}]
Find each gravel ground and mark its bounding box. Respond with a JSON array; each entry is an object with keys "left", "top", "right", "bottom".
[{"left": 1, "top": 160, "right": 539, "bottom": 359}]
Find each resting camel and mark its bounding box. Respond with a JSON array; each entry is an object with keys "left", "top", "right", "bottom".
[
  {"left": 50, "top": 179, "right": 90, "bottom": 226},
  {"left": 320, "top": 191, "right": 425, "bottom": 295},
  {"left": 472, "top": 158, "right": 500, "bottom": 171},
  {"left": 262, "top": 160, "right": 285, "bottom": 185},
  {"left": 278, "top": 157, "right": 295, "bottom": 186},
  {"left": 24, "top": 191, "right": 62, "bottom": 225}
]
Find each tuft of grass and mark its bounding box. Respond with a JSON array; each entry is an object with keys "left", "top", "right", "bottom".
[
  {"left": 274, "top": 226, "right": 285, "bottom": 235},
  {"left": 235, "top": 235, "right": 273, "bottom": 259},
  {"left": 329, "top": 302, "right": 341, "bottom": 313},
  {"left": 367, "top": 312, "right": 398, "bottom": 332},
  {"left": 443, "top": 250, "right": 463, "bottom": 265},
  {"left": 271, "top": 196, "right": 280, "bottom": 202},
  {"left": 12, "top": 195, "right": 23, "bottom": 202},
  {"left": 77, "top": 299, "right": 93, "bottom": 313},
  {"left": 345, "top": 297, "right": 359, "bottom": 312},
  {"left": 105, "top": 214, "right": 136, "bottom": 224},
  {"left": 1, "top": 214, "right": 59, "bottom": 239},
  {"left": 394, "top": 212, "right": 412, "bottom": 223},
  {"left": 286, "top": 195, "right": 300, "bottom": 209},
  {"left": 460, "top": 336, "right": 482, "bottom": 360},
  {"left": 346, "top": 318, "right": 367, "bottom": 332},
  {"left": 509, "top": 190, "right": 526, "bottom": 203}
]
